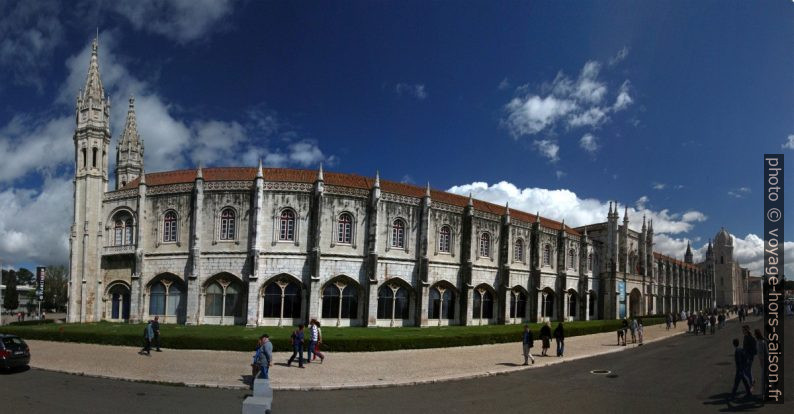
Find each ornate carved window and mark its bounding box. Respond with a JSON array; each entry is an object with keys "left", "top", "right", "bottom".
[
  {"left": 262, "top": 279, "right": 302, "bottom": 319},
  {"left": 428, "top": 285, "right": 455, "bottom": 319},
  {"left": 479, "top": 232, "right": 491, "bottom": 258},
  {"left": 391, "top": 219, "right": 405, "bottom": 249},
  {"left": 112, "top": 211, "right": 134, "bottom": 246},
  {"left": 279, "top": 209, "right": 296, "bottom": 241},
  {"left": 543, "top": 244, "right": 552, "bottom": 266},
  {"left": 376, "top": 284, "right": 410, "bottom": 320},
  {"left": 569, "top": 249, "right": 576, "bottom": 269},
  {"left": 514, "top": 238, "right": 524, "bottom": 262},
  {"left": 163, "top": 211, "right": 177, "bottom": 242},
  {"left": 337, "top": 213, "right": 353, "bottom": 244},
  {"left": 220, "top": 208, "right": 236, "bottom": 240},
  {"left": 588, "top": 253, "right": 593, "bottom": 271},
  {"left": 438, "top": 226, "right": 451, "bottom": 253}
]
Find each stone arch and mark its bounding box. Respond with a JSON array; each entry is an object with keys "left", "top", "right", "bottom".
[
  {"left": 202, "top": 272, "right": 246, "bottom": 325},
  {"left": 105, "top": 281, "right": 130, "bottom": 321},
  {"left": 146, "top": 273, "right": 186, "bottom": 324},
  {"left": 428, "top": 280, "right": 457, "bottom": 323},
  {"left": 376, "top": 278, "right": 414, "bottom": 326},
  {"left": 472, "top": 283, "right": 496, "bottom": 323},
  {"left": 260, "top": 273, "right": 304, "bottom": 326},
  {"left": 567, "top": 288, "right": 579, "bottom": 320},
  {"left": 509, "top": 285, "right": 529, "bottom": 322},
  {"left": 320, "top": 275, "right": 362, "bottom": 326},
  {"left": 541, "top": 287, "right": 555, "bottom": 320},
  {"left": 629, "top": 288, "right": 643, "bottom": 317}
]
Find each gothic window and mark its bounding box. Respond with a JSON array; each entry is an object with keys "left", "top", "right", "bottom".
[
  {"left": 124, "top": 219, "right": 133, "bottom": 245},
  {"left": 321, "top": 281, "right": 358, "bottom": 319},
  {"left": 479, "top": 232, "right": 491, "bottom": 258},
  {"left": 148, "top": 277, "right": 185, "bottom": 317},
  {"left": 81, "top": 148, "right": 87, "bottom": 168},
  {"left": 568, "top": 249, "right": 576, "bottom": 269},
  {"left": 514, "top": 238, "right": 524, "bottom": 262},
  {"left": 112, "top": 212, "right": 134, "bottom": 246},
  {"left": 543, "top": 244, "right": 552, "bottom": 266},
  {"left": 114, "top": 220, "right": 124, "bottom": 246},
  {"left": 509, "top": 289, "right": 527, "bottom": 319},
  {"left": 588, "top": 253, "right": 593, "bottom": 271},
  {"left": 92, "top": 147, "right": 97, "bottom": 168},
  {"left": 279, "top": 209, "right": 296, "bottom": 241},
  {"left": 391, "top": 219, "right": 405, "bottom": 249},
  {"left": 163, "top": 211, "right": 177, "bottom": 242},
  {"left": 541, "top": 288, "right": 555, "bottom": 318},
  {"left": 337, "top": 213, "right": 353, "bottom": 244},
  {"left": 220, "top": 208, "right": 236, "bottom": 240},
  {"left": 262, "top": 280, "right": 302, "bottom": 319},
  {"left": 376, "top": 284, "right": 410, "bottom": 320},
  {"left": 438, "top": 226, "right": 451, "bottom": 253},
  {"left": 428, "top": 285, "right": 455, "bottom": 319},
  {"left": 204, "top": 279, "right": 243, "bottom": 318},
  {"left": 472, "top": 287, "right": 494, "bottom": 319}
]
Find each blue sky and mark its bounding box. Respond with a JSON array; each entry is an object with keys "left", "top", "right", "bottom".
[{"left": 0, "top": 0, "right": 792, "bottom": 276}]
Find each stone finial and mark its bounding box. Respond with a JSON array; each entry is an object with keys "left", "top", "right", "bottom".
[
  {"left": 139, "top": 169, "right": 146, "bottom": 185},
  {"left": 623, "top": 205, "right": 629, "bottom": 222},
  {"left": 196, "top": 164, "right": 203, "bottom": 180},
  {"left": 373, "top": 170, "right": 380, "bottom": 188},
  {"left": 504, "top": 201, "right": 510, "bottom": 215},
  {"left": 608, "top": 201, "right": 612, "bottom": 215},
  {"left": 561, "top": 218, "right": 565, "bottom": 230},
  {"left": 425, "top": 181, "right": 431, "bottom": 198},
  {"left": 536, "top": 211, "right": 540, "bottom": 223},
  {"left": 256, "top": 159, "right": 263, "bottom": 178},
  {"left": 467, "top": 192, "right": 473, "bottom": 207},
  {"left": 317, "top": 163, "right": 324, "bottom": 181}
]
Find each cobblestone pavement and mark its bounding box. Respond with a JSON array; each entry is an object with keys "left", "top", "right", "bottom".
[{"left": 23, "top": 320, "right": 698, "bottom": 390}]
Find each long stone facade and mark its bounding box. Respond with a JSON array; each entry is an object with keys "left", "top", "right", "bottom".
[{"left": 67, "top": 37, "right": 723, "bottom": 327}]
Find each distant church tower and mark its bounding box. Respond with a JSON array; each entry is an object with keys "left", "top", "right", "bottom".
[
  {"left": 684, "top": 241, "right": 693, "bottom": 264},
  {"left": 68, "top": 36, "right": 111, "bottom": 323},
  {"left": 115, "top": 96, "right": 144, "bottom": 189}
]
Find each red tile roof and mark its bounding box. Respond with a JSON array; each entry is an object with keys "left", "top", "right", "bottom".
[
  {"left": 120, "top": 167, "right": 580, "bottom": 235},
  {"left": 652, "top": 252, "right": 700, "bottom": 270}
]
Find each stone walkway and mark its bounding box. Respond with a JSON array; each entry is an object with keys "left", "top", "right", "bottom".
[{"left": 23, "top": 320, "right": 702, "bottom": 391}]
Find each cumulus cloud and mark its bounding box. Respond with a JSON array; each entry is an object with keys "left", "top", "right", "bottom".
[
  {"left": 782, "top": 134, "right": 794, "bottom": 150},
  {"left": 0, "top": 115, "right": 73, "bottom": 183},
  {"left": 502, "top": 54, "right": 633, "bottom": 139},
  {"left": 109, "top": 0, "right": 236, "bottom": 43},
  {"left": 533, "top": 139, "right": 560, "bottom": 162},
  {"left": 395, "top": 83, "right": 427, "bottom": 100},
  {"left": 0, "top": 0, "right": 65, "bottom": 89},
  {"left": 727, "top": 187, "right": 751, "bottom": 198},
  {"left": 579, "top": 133, "right": 599, "bottom": 153}
]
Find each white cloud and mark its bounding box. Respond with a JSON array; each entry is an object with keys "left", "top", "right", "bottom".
[
  {"left": 533, "top": 139, "right": 560, "bottom": 163},
  {"left": 0, "top": 115, "right": 73, "bottom": 183},
  {"left": 652, "top": 182, "right": 667, "bottom": 190},
  {"left": 608, "top": 46, "right": 629, "bottom": 66},
  {"left": 782, "top": 134, "right": 794, "bottom": 150},
  {"left": 498, "top": 78, "right": 511, "bottom": 90},
  {"left": 502, "top": 53, "right": 633, "bottom": 140},
  {"left": 110, "top": 0, "right": 236, "bottom": 43},
  {"left": 0, "top": 0, "right": 64, "bottom": 89},
  {"left": 727, "top": 187, "right": 751, "bottom": 198},
  {"left": 395, "top": 83, "right": 427, "bottom": 100},
  {"left": 579, "top": 133, "right": 599, "bottom": 153},
  {"left": 555, "top": 170, "right": 566, "bottom": 180}
]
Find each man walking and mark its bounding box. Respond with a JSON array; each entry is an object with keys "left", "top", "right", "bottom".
[
  {"left": 139, "top": 320, "right": 154, "bottom": 356},
  {"left": 257, "top": 334, "right": 273, "bottom": 380},
  {"left": 152, "top": 316, "right": 162, "bottom": 352},
  {"left": 287, "top": 324, "right": 305, "bottom": 368},
  {"left": 307, "top": 319, "right": 318, "bottom": 363},
  {"left": 741, "top": 325, "right": 757, "bottom": 389},
  {"left": 553, "top": 322, "right": 565, "bottom": 357},
  {"left": 731, "top": 338, "right": 752, "bottom": 400},
  {"left": 522, "top": 325, "right": 535, "bottom": 365},
  {"left": 665, "top": 313, "right": 672, "bottom": 330}
]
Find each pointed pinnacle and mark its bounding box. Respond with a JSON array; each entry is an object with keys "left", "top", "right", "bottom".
[
  {"left": 196, "top": 163, "right": 203, "bottom": 179},
  {"left": 374, "top": 170, "right": 380, "bottom": 187},
  {"left": 425, "top": 181, "right": 431, "bottom": 197},
  {"left": 536, "top": 212, "right": 540, "bottom": 223},
  {"left": 468, "top": 192, "right": 473, "bottom": 207},
  {"left": 256, "top": 159, "right": 263, "bottom": 178},
  {"left": 608, "top": 201, "right": 612, "bottom": 214},
  {"left": 139, "top": 169, "right": 146, "bottom": 185},
  {"left": 317, "top": 163, "right": 324, "bottom": 181},
  {"left": 504, "top": 201, "right": 510, "bottom": 215}
]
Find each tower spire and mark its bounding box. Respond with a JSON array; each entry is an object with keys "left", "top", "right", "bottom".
[
  {"left": 317, "top": 163, "right": 323, "bottom": 181},
  {"left": 256, "top": 159, "right": 263, "bottom": 178},
  {"left": 115, "top": 95, "right": 144, "bottom": 189}
]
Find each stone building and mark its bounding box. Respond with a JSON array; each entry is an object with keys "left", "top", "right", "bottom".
[
  {"left": 68, "top": 38, "right": 724, "bottom": 326},
  {"left": 709, "top": 228, "right": 750, "bottom": 307}
]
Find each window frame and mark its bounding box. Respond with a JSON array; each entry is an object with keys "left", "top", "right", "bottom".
[
  {"left": 336, "top": 213, "right": 354, "bottom": 245},
  {"left": 219, "top": 207, "right": 237, "bottom": 241},
  {"left": 391, "top": 218, "right": 406, "bottom": 249},
  {"left": 479, "top": 232, "right": 491, "bottom": 258},
  {"left": 438, "top": 225, "right": 452, "bottom": 254},
  {"left": 162, "top": 210, "right": 178, "bottom": 243},
  {"left": 514, "top": 238, "right": 524, "bottom": 262},
  {"left": 279, "top": 209, "right": 296, "bottom": 242}
]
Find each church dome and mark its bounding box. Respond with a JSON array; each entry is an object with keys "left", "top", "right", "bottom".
[{"left": 714, "top": 227, "right": 732, "bottom": 245}]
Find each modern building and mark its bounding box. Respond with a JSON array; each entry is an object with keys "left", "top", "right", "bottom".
[{"left": 68, "top": 37, "right": 729, "bottom": 326}]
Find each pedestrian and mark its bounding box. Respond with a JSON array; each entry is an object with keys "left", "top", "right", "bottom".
[
  {"left": 307, "top": 319, "right": 318, "bottom": 364},
  {"left": 629, "top": 318, "right": 637, "bottom": 344},
  {"left": 718, "top": 313, "right": 725, "bottom": 329},
  {"left": 672, "top": 313, "right": 677, "bottom": 328},
  {"left": 619, "top": 318, "right": 629, "bottom": 346},
  {"left": 258, "top": 334, "right": 273, "bottom": 380},
  {"left": 312, "top": 320, "right": 325, "bottom": 363},
  {"left": 741, "top": 325, "right": 757, "bottom": 389},
  {"left": 540, "top": 322, "right": 552, "bottom": 356},
  {"left": 287, "top": 324, "right": 305, "bottom": 368},
  {"left": 553, "top": 322, "right": 565, "bottom": 357},
  {"left": 665, "top": 313, "right": 672, "bottom": 330},
  {"left": 709, "top": 314, "right": 716, "bottom": 335},
  {"left": 687, "top": 314, "right": 693, "bottom": 333},
  {"left": 636, "top": 317, "right": 644, "bottom": 346},
  {"left": 139, "top": 320, "right": 154, "bottom": 356},
  {"left": 754, "top": 329, "right": 768, "bottom": 399},
  {"left": 730, "top": 338, "right": 752, "bottom": 400},
  {"left": 151, "top": 315, "right": 162, "bottom": 352},
  {"left": 251, "top": 335, "right": 264, "bottom": 386},
  {"left": 521, "top": 324, "right": 535, "bottom": 365}
]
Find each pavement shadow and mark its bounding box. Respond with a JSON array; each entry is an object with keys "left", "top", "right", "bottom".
[
  {"left": 495, "top": 362, "right": 522, "bottom": 367},
  {"left": 0, "top": 365, "right": 31, "bottom": 375},
  {"left": 703, "top": 392, "right": 764, "bottom": 412}
]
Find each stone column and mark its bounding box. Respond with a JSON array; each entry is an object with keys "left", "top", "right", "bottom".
[{"left": 186, "top": 168, "right": 203, "bottom": 325}]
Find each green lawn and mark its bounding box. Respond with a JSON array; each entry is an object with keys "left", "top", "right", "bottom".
[{"left": 1, "top": 318, "right": 664, "bottom": 352}]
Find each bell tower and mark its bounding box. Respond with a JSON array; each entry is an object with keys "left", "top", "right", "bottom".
[
  {"left": 68, "top": 35, "right": 111, "bottom": 322},
  {"left": 115, "top": 96, "right": 144, "bottom": 189}
]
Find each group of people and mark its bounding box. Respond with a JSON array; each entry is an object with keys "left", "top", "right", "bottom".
[
  {"left": 521, "top": 321, "right": 565, "bottom": 365},
  {"left": 616, "top": 317, "right": 644, "bottom": 346},
  {"left": 138, "top": 316, "right": 162, "bottom": 356},
  {"left": 249, "top": 318, "right": 326, "bottom": 385},
  {"left": 730, "top": 325, "right": 768, "bottom": 401}
]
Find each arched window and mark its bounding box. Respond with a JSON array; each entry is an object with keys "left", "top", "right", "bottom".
[
  {"left": 81, "top": 148, "right": 87, "bottom": 168},
  {"left": 166, "top": 283, "right": 184, "bottom": 316},
  {"left": 261, "top": 279, "right": 302, "bottom": 319},
  {"left": 149, "top": 283, "right": 166, "bottom": 315},
  {"left": 148, "top": 278, "right": 185, "bottom": 317},
  {"left": 473, "top": 287, "right": 494, "bottom": 319},
  {"left": 204, "top": 279, "right": 243, "bottom": 318},
  {"left": 125, "top": 219, "right": 133, "bottom": 245},
  {"left": 391, "top": 219, "right": 405, "bottom": 248},
  {"left": 279, "top": 209, "right": 295, "bottom": 241},
  {"left": 479, "top": 233, "right": 491, "bottom": 258},
  {"left": 588, "top": 253, "right": 593, "bottom": 271},
  {"left": 438, "top": 226, "right": 451, "bottom": 253},
  {"left": 542, "top": 289, "right": 555, "bottom": 318},
  {"left": 92, "top": 147, "right": 97, "bottom": 168},
  {"left": 510, "top": 289, "right": 527, "bottom": 319},
  {"left": 543, "top": 244, "right": 552, "bottom": 266},
  {"left": 569, "top": 249, "right": 576, "bottom": 269},
  {"left": 205, "top": 283, "right": 223, "bottom": 316},
  {"left": 428, "top": 285, "right": 455, "bottom": 319},
  {"left": 113, "top": 212, "right": 134, "bottom": 246},
  {"left": 163, "top": 211, "right": 177, "bottom": 242},
  {"left": 220, "top": 208, "right": 236, "bottom": 240},
  {"left": 321, "top": 281, "right": 358, "bottom": 320},
  {"left": 114, "top": 220, "right": 124, "bottom": 246},
  {"left": 569, "top": 291, "right": 577, "bottom": 317},
  {"left": 376, "top": 284, "right": 409, "bottom": 320},
  {"left": 514, "top": 239, "right": 524, "bottom": 262},
  {"left": 337, "top": 213, "right": 353, "bottom": 244},
  {"left": 109, "top": 284, "right": 130, "bottom": 320}
]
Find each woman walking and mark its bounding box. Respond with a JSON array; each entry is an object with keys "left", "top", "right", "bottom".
[
  {"left": 636, "top": 317, "right": 644, "bottom": 346},
  {"left": 540, "top": 322, "right": 552, "bottom": 356},
  {"left": 311, "top": 320, "right": 325, "bottom": 363}
]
